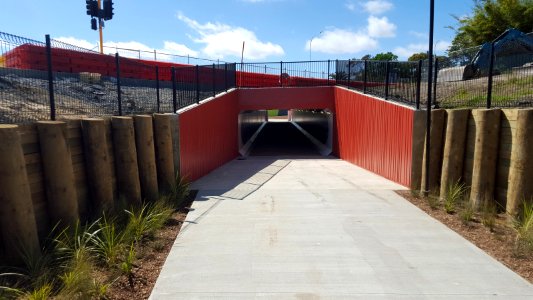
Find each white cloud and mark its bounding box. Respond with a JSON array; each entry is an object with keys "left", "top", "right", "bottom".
[
  {"left": 409, "top": 31, "right": 428, "bottom": 39},
  {"left": 393, "top": 40, "right": 452, "bottom": 59},
  {"left": 54, "top": 36, "right": 198, "bottom": 60},
  {"left": 346, "top": 2, "right": 357, "bottom": 11},
  {"left": 362, "top": 0, "right": 393, "bottom": 15},
  {"left": 435, "top": 40, "right": 451, "bottom": 51},
  {"left": 55, "top": 37, "right": 97, "bottom": 50},
  {"left": 367, "top": 16, "right": 396, "bottom": 38},
  {"left": 177, "top": 12, "right": 284, "bottom": 60},
  {"left": 305, "top": 29, "right": 378, "bottom": 55},
  {"left": 393, "top": 43, "right": 427, "bottom": 59}
]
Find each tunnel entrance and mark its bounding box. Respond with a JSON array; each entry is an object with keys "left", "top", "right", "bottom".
[
  {"left": 238, "top": 109, "right": 333, "bottom": 157},
  {"left": 249, "top": 121, "right": 321, "bottom": 156}
]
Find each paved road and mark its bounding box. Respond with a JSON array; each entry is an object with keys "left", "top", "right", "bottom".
[{"left": 150, "top": 157, "right": 533, "bottom": 299}]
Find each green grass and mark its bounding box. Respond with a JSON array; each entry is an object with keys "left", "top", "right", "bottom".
[
  {"left": 481, "top": 201, "right": 498, "bottom": 232},
  {"left": 440, "top": 74, "right": 533, "bottom": 107},
  {"left": 0, "top": 176, "right": 191, "bottom": 298},
  {"left": 120, "top": 243, "right": 136, "bottom": 289},
  {"left": 92, "top": 215, "right": 125, "bottom": 267},
  {"left": 124, "top": 200, "right": 174, "bottom": 243},
  {"left": 444, "top": 180, "right": 468, "bottom": 214},
  {"left": 514, "top": 201, "right": 533, "bottom": 255},
  {"left": 164, "top": 173, "right": 191, "bottom": 209},
  {"left": 459, "top": 200, "right": 475, "bottom": 225},
  {"left": 267, "top": 109, "right": 279, "bottom": 117}
]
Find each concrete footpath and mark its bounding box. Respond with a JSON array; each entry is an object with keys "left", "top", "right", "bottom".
[{"left": 150, "top": 157, "right": 533, "bottom": 299}]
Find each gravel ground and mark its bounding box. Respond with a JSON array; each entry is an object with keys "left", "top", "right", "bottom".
[{"left": 0, "top": 71, "right": 210, "bottom": 123}]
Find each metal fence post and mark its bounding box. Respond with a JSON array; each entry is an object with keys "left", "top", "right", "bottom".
[
  {"left": 327, "top": 60, "right": 331, "bottom": 86},
  {"left": 224, "top": 63, "right": 228, "bottom": 92},
  {"left": 115, "top": 53, "right": 122, "bottom": 116},
  {"left": 335, "top": 59, "right": 339, "bottom": 85},
  {"left": 45, "top": 34, "right": 56, "bottom": 120},
  {"left": 155, "top": 66, "right": 160, "bottom": 113},
  {"left": 171, "top": 67, "right": 177, "bottom": 112},
  {"left": 212, "top": 63, "right": 216, "bottom": 98},
  {"left": 433, "top": 57, "right": 439, "bottom": 107},
  {"left": 280, "top": 61, "right": 283, "bottom": 87},
  {"left": 385, "top": 61, "right": 391, "bottom": 100},
  {"left": 487, "top": 42, "right": 495, "bottom": 108},
  {"left": 347, "top": 59, "right": 351, "bottom": 87},
  {"left": 196, "top": 65, "right": 200, "bottom": 104},
  {"left": 424, "top": 0, "right": 435, "bottom": 196},
  {"left": 363, "top": 60, "right": 368, "bottom": 94},
  {"left": 416, "top": 60, "right": 422, "bottom": 110}
]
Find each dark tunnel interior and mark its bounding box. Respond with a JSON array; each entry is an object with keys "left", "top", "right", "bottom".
[{"left": 239, "top": 109, "right": 332, "bottom": 157}]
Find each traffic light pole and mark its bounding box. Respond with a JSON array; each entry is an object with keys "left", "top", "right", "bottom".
[{"left": 98, "top": 0, "right": 103, "bottom": 54}]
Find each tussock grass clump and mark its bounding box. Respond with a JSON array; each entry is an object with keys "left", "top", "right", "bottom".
[
  {"left": 92, "top": 215, "right": 125, "bottom": 267},
  {"left": 0, "top": 173, "right": 191, "bottom": 297},
  {"left": 514, "top": 201, "right": 533, "bottom": 255},
  {"left": 166, "top": 173, "right": 191, "bottom": 209},
  {"left": 124, "top": 200, "right": 174, "bottom": 243},
  {"left": 481, "top": 201, "right": 498, "bottom": 232},
  {"left": 459, "top": 199, "right": 475, "bottom": 225},
  {"left": 444, "top": 181, "right": 467, "bottom": 214},
  {"left": 426, "top": 194, "right": 440, "bottom": 210}
]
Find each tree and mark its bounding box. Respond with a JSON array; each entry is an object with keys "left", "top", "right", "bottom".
[
  {"left": 450, "top": 0, "right": 533, "bottom": 50},
  {"left": 358, "top": 52, "right": 399, "bottom": 61},
  {"left": 408, "top": 52, "right": 428, "bottom": 61},
  {"left": 371, "top": 52, "right": 398, "bottom": 61}
]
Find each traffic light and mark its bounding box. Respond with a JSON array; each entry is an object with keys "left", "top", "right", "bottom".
[
  {"left": 103, "top": 0, "right": 114, "bottom": 21},
  {"left": 86, "top": 0, "right": 98, "bottom": 17},
  {"left": 91, "top": 18, "right": 97, "bottom": 30}
]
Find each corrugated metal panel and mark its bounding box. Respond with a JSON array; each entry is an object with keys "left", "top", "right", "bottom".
[
  {"left": 334, "top": 88, "right": 414, "bottom": 187},
  {"left": 179, "top": 92, "right": 240, "bottom": 181}
]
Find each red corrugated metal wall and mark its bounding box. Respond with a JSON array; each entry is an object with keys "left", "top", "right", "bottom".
[
  {"left": 179, "top": 91, "right": 240, "bottom": 181},
  {"left": 334, "top": 87, "right": 414, "bottom": 187}
]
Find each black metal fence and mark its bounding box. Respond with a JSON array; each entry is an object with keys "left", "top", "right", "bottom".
[
  {"left": 435, "top": 44, "right": 533, "bottom": 108},
  {"left": 1, "top": 30, "right": 533, "bottom": 124},
  {"left": 0, "top": 32, "right": 236, "bottom": 124}
]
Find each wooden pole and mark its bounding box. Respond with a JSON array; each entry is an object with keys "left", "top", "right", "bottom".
[
  {"left": 0, "top": 125, "right": 40, "bottom": 259},
  {"left": 133, "top": 115, "right": 159, "bottom": 202},
  {"left": 36, "top": 121, "right": 79, "bottom": 226},
  {"left": 81, "top": 118, "right": 115, "bottom": 214},
  {"left": 111, "top": 117, "right": 142, "bottom": 205},
  {"left": 154, "top": 114, "right": 176, "bottom": 193}
]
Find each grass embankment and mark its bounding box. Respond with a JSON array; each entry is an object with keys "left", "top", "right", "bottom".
[
  {"left": 437, "top": 73, "right": 533, "bottom": 107},
  {"left": 0, "top": 175, "right": 191, "bottom": 299}
]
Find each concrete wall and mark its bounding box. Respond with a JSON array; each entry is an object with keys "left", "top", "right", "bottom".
[{"left": 334, "top": 87, "right": 414, "bottom": 187}]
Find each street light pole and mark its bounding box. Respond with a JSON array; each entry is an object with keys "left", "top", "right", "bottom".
[{"left": 423, "top": 0, "right": 435, "bottom": 196}]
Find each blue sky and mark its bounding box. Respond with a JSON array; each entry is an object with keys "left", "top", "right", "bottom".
[{"left": 0, "top": 0, "right": 474, "bottom": 62}]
